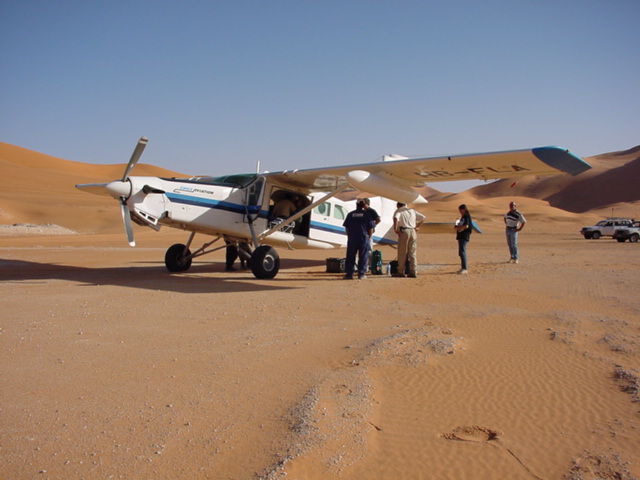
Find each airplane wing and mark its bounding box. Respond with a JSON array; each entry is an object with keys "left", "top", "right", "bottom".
[{"left": 262, "top": 146, "right": 591, "bottom": 200}]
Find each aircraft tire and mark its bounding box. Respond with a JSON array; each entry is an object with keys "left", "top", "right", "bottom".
[
  {"left": 251, "top": 245, "right": 280, "bottom": 279},
  {"left": 165, "top": 243, "right": 193, "bottom": 272}
]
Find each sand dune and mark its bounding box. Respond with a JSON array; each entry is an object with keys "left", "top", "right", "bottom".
[
  {"left": 468, "top": 146, "right": 640, "bottom": 216},
  {"left": 1, "top": 141, "right": 639, "bottom": 480},
  {"left": 0, "top": 142, "right": 183, "bottom": 233}
]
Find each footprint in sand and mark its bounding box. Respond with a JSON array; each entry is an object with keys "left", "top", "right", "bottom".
[
  {"left": 442, "top": 425, "right": 502, "bottom": 442},
  {"left": 442, "top": 426, "right": 545, "bottom": 480}
]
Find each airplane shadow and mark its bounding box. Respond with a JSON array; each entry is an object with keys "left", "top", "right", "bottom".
[{"left": 0, "top": 258, "right": 325, "bottom": 293}]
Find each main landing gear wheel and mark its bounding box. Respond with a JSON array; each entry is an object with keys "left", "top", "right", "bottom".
[
  {"left": 251, "top": 245, "right": 280, "bottom": 279},
  {"left": 165, "top": 243, "right": 193, "bottom": 272}
]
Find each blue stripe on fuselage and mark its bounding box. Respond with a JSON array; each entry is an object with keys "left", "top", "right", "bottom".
[
  {"left": 310, "top": 220, "right": 345, "bottom": 236},
  {"left": 309, "top": 220, "right": 396, "bottom": 245},
  {"left": 164, "top": 196, "right": 397, "bottom": 246},
  {"left": 165, "top": 192, "right": 263, "bottom": 215}
]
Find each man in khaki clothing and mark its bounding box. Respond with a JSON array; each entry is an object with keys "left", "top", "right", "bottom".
[{"left": 393, "top": 202, "right": 425, "bottom": 277}]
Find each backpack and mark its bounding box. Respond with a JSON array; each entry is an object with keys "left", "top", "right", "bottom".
[{"left": 370, "top": 250, "right": 383, "bottom": 275}]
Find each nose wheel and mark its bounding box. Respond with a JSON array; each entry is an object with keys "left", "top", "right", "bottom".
[{"left": 165, "top": 243, "right": 193, "bottom": 272}]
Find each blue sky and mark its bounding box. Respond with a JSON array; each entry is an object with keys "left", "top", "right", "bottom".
[{"left": 1, "top": 1, "right": 638, "bottom": 191}]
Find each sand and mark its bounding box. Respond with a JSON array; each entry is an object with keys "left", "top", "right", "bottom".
[{"left": 1, "top": 142, "right": 639, "bottom": 479}]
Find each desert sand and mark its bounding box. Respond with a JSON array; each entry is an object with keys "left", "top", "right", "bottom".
[{"left": 1, "top": 143, "right": 639, "bottom": 479}]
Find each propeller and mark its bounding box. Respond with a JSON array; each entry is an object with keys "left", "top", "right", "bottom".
[
  {"left": 120, "top": 198, "right": 136, "bottom": 246},
  {"left": 122, "top": 137, "right": 148, "bottom": 182},
  {"left": 108, "top": 137, "right": 149, "bottom": 247}
]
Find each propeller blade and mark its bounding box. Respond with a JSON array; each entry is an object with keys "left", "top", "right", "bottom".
[
  {"left": 122, "top": 136, "right": 149, "bottom": 182},
  {"left": 75, "top": 183, "right": 111, "bottom": 197},
  {"left": 119, "top": 199, "right": 136, "bottom": 247}
]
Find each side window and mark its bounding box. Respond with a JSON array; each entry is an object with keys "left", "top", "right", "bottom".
[
  {"left": 313, "top": 202, "right": 330, "bottom": 216},
  {"left": 333, "top": 205, "right": 346, "bottom": 220}
]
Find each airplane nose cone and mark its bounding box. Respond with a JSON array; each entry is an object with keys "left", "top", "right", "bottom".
[{"left": 106, "top": 180, "right": 132, "bottom": 199}]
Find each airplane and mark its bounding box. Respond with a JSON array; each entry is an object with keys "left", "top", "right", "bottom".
[{"left": 76, "top": 137, "right": 591, "bottom": 279}]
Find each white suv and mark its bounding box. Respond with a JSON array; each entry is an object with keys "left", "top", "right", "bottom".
[
  {"left": 613, "top": 221, "right": 640, "bottom": 243},
  {"left": 580, "top": 218, "right": 634, "bottom": 239}
]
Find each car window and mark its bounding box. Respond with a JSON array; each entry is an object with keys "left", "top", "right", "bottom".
[{"left": 596, "top": 221, "right": 607, "bottom": 226}]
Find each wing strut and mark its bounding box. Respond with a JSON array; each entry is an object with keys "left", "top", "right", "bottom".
[{"left": 257, "top": 184, "right": 350, "bottom": 239}]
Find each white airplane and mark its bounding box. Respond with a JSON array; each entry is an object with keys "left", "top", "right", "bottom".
[{"left": 76, "top": 137, "right": 591, "bottom": 279}]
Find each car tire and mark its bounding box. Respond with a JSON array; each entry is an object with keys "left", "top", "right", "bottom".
[
  {"left": 631, "top": 233, "right": 639, "bottom": 243},
  {"left": 616, "top": 238, "right": 626, "bottom": 242},
  {"left": 592, "top": 231, "right": 601, "bottom": 239}
]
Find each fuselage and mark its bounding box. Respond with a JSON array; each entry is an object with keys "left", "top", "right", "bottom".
[{"left": 124, "top": 174, "right": 397, "bottom": 249}]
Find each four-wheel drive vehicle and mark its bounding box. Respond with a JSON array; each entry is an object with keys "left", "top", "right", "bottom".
[
  {"left": 580, "top": 218, "right": 634, "bottom": 239},
  {"left": 613, "top": 221, "right": 640, "bottom": 243}
]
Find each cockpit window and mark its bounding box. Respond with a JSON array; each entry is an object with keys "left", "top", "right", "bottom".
[{"left": 163, "top": 174, "right": 258, "bottom": 188}]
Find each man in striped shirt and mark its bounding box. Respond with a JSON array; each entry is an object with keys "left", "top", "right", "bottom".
[{"left": 504, "top": 201, "right": 526, "bottom": 263}]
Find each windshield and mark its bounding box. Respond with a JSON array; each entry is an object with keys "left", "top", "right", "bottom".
[{"left": 163, "top": 174, "right": 258, "bottom": 188}]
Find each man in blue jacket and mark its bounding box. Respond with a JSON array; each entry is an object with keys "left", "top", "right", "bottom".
[{"left": 343, "top": 199, "right": 375, "bottom": 280}]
